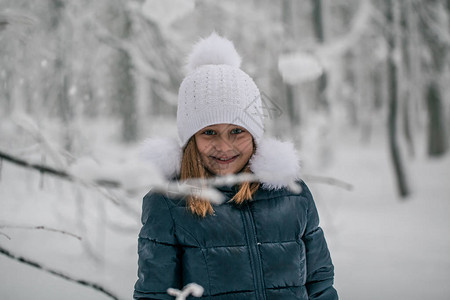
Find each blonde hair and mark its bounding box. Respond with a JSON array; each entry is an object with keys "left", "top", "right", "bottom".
[{"left": 180, "top": 136, "right": 260, "bottom": 217}]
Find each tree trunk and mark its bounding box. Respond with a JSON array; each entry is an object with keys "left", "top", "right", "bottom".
[
  {"left": 311, "top": 0, "right": 329, "bottom": 112},
  {"left": 387, "top": 60, "right": 410, "bottom": 197},
  {"left": 111, "top": 9, "right": 137, "bottom": 143},
  {"left": 400, "top": 1, "right": 415, "bottom": 157},
  {"left": 419, "top": 1, "right": 449, "bottom": 157},
  {"left": 51, "top": 0, "right": 73, "bottom": 151},
  {"left": 426, "top": 81, "right": 448, "bottom": 156},
  {"left": 285, "top": 84, "right": 299, "bottom": 126},
  {"left": 281, "top": 0, "right": 299, "bottom": 127},
  {"left": 386, "top": 0, "right": 410, "bottom": 198},
  {"left": 1, "top": 69, "right": 13, "bottom": 117},
  {"left": 116, "top": 48, "right": 137, "bottom": 143}
]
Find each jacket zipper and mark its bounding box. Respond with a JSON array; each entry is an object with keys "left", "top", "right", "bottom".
[{"left": 242, "top": 203, "right": 266, "bottom": 300}]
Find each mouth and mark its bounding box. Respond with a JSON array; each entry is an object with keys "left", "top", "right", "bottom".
[{"left": 210, "top": 155, "right": 239, "bottom": 164}]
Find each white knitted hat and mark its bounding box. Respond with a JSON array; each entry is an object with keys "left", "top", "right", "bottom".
[{"left": 177, "top": 32, "right": 264, "bottom": 148}]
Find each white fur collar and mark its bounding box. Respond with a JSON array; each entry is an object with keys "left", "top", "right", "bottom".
[{"left": 139, "top": 136, "right": 301, "bottom": 190}]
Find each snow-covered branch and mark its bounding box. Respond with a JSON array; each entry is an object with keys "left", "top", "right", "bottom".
[
  {"left": 0, "top": 149, "right": 71, "bottom": 181},
  {"left": 279, "top": 0, "right": 373, "bottom": 84},
  {"left": 415, "top": 0, "right": 450, "bottom": 47},
  {"left": 0, "top": 149, "right": 352, "bottom": 206},
  {"left": 303, "top": 175, "right": 353, "bottom": 191},
  {"left": 317, "top": 0, "right": 373, "bottom": 59}
]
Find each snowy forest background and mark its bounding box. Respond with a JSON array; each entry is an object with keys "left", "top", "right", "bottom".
[{"left": 1, "top": 0, "right": 450, "bottom": 299}]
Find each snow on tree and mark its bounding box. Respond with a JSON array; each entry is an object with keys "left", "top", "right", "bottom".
[{"left": 278, "top": 52, "right": 324, "bottom": 84}]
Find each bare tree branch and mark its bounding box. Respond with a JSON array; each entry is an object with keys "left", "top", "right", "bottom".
[
  {"left": 0, "top": 225, "right": 82, "bottom": 240},
  {"left": 0, "top": 149, "right": 70, "bottom": 179},
  {"left": 303, "top": 175, "right": 354, "bottom": 191},
  {"left": 0, "top": 245, "right": 120, "bottom": 300},
  {"left": 0, "top": 231, "right": 11, "bottom": 240}
]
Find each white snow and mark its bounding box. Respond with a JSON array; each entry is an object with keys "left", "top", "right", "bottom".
[
  {"left": 310, "top": 130, "right": 450, "bottom": 300},
  {"left": 167, "top": 282, "right": 204, "bottom": 299},
  {"left": 278, "top": 52, "right": 324, "bottom": 84}
]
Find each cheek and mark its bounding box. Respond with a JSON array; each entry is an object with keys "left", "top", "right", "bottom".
[
  {"left": 236, "top": 135, "right": 254, "bottom": 154},
  {"left": 242, "top": 146, "right": 254, "bottom": 160},
  {"left": 195, "top": 137, "right": 211, "bottom": 155}
]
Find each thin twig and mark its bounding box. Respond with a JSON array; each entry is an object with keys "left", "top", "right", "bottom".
[
  {"left": 12, "top": 115, "right": 68, "bottom": 169},
  {"left": 0, "top": 225, "right": 82, "bottom": 241},
  {"left": 0, "top": 231, "right": 11, "bottom": 240},
  {"left": 0, "top": 245, "right": 120, "bottom": 300},
  {"left": 0, "top": 149, "right": 70, "bottom": 179},
  {"left": 303, "top": 174, "right": 353, "bottom": 191}
]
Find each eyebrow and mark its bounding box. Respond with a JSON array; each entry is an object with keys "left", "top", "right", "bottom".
[{"left": 204, "top": 125, "right": 243, "bottom": 130}]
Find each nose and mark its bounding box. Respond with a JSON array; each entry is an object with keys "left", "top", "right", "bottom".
[{"left": 212, "top": 135, "right": 234, "bottom": 152}]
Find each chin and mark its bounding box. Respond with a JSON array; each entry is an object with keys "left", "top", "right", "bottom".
[
  {"left": 210, "top": 167, "right": 238, "bottom": 176},
  {"left": 213, "top": 170, "right": 233, "bottom": 176}
]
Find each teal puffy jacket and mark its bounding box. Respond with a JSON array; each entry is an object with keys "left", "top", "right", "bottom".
[{"left": 134, "top": 180, "right": 338, "bottom": 300}]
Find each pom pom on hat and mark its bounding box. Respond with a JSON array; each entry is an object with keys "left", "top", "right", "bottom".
[{"left": 186, "top": 32, "right": 242, "bottom": 72}]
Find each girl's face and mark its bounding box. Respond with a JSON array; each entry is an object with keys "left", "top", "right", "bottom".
[{"left": 194, "top": 123, "right": 254, "bottom": 176}]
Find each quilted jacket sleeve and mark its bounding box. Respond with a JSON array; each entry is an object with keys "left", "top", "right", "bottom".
[
  {"left": 301, "top": 182, "right": 338, "bottom": 300},
  {"left": 134, "top": 191, "right": 182, "bottom": 300}
]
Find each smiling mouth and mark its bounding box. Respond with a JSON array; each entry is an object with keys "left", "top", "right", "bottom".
[{"left": 210, "top": 155, "right": 239, "bottom": 164}]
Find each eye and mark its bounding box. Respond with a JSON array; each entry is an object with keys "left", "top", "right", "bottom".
[
  {"left": 203, "top": 129, "right": 216, "bottom": 135},
  {"left": 231, "top": 128, "right": 243, "bottom": 134}
]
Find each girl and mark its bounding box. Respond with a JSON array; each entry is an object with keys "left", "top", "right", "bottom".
[{"left": 134, "top": 33, "right": 338, "bottom": 300}]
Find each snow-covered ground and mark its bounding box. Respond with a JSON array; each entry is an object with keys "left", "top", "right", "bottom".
[
  {"left": 1, "top": 126, "right": 449, "bottom": 300},
  {"left": 312, "top": 131, "right": 450, "bottom": 300}
]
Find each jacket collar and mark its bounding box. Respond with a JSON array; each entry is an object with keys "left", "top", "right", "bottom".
[{"left": 139, "top": 136, "right": 301, "bottom": 191}]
